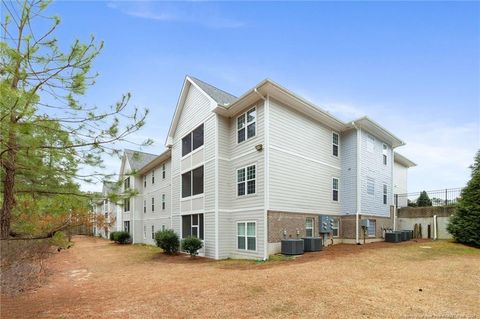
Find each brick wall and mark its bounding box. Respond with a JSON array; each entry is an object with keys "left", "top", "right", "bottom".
[
  {"left": 267, "top": 211, "right": 319, "bottom": 243},
  {"left": 340, "top": 214, "right": 393, "bottom": 239}
]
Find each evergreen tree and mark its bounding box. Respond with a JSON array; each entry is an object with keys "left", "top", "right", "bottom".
[
  {"left": 417, "top": 191, "right": 432, "bottom": 207},
  {"left": 447, "top": 150, "right": 480, "bottom": 247}
]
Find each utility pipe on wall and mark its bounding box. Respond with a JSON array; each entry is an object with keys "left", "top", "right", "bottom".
[{"left": 352, "top": 122, "right": 362, "bottom": 245}]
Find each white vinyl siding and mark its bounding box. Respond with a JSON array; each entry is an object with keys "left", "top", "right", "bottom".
[{"left": 367, "top": 177, "right": 375, "bottom": 196}]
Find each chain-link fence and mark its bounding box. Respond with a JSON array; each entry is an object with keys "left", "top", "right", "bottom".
[{"left": 395, "top": 188, "right": 463, "bottom": 208}]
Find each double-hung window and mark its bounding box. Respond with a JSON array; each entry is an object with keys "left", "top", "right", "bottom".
[
  {"left": 382, "top": 144, "right": 388, "bottom": 165},
  {"left": 143, "top": 199, "right": 146, "bottom": 213},
  {"left": 332, "top": 132, "right": 339, "bottom": 157},
  {"left": 332, "top": 218, "right": 339, "bottom": 237},
  {"left": 182, "top": 214, "right": 204, "bottom": 240},
  {"left": 162, "top": 164, "right": 166, "bottom": 179},
  {"left": 182, "top": 166, "right": 204, "bottom": 198},
  {"left": 368, "top": 219, "right": 376, "bottom": 237},
  {"left": 383, "top": 184, "right": 388, "bottom": 205},
  {"left": 151, "top": 197, "right": 155, "bottom": 212},
  {"left": 237, "top": 222, "right": 256, "bottom": 251},
  {"left": 162, "top": 194, "right": 166, "bottom": 210},
  {"left": 367, "top": 177, "right": 375, "bottom": 196},
  {"left": 237, "top": 165, "right": 256, "bottom": 196},
  {"left": 152, "top": 169, "right": 155, "bottom": 184},
  {"left": 237, "top": 108, "right": 256, "bottom": 143},
  {"left": 182, "top": 124, "right": 204, "bottom": 157},
  {"left": 143, "top": 175, "right": 147, "bottom": 188},
  {"left": 332, "top": 178, "right": 339, "bottom": 202},
  {"left": 151, "top": 225, "right": 155, "bottom": 240},
  {"left": 123, "top": 198, "right": 130, "bottom": 212},
  {"left": 143, "top": 225, "right": 147, "bottom": 239},
  {"left": 305, "top": 218, "right": 314, "bottom": 237},
  {"left": 124, "top": 177, "right": 130, "bottom": 190},
  {"left": 367, "top": 134, "right": 375, "bottom": 153}
]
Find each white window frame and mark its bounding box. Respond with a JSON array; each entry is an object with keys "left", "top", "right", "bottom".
[
  {"left": 143, "top": 199, "right": 146, "bottom": 213},
  {"left": 332, "top": 218, "right": 340, "bottom": 238},
  {"left": 367, "top": 177, "right": 375, "bottom": 196},
  {"left": 237, "top": 164, "right": 256, "bottom": 197},
  {"left": 332, "top": 177, "right": 339, "bottom": 202},
  {"left": 181, "top": 164, "right": 205, "bottom": 199},
  {"left": 151, "top": 225, "right": 155, "bottom": 240},
  {"left": 236, "top": 107, "right": 256, "bottom": 144},
  {"left": 181, "top": 123, "right": 204, "bottom": 158},
  {"left": 305, "top": 218, "right": 314, "bottom": 237},
  {"left": 151, "top": 197, "right": 155, "bottom": 212},
  {"left": 162, "top": 194, "right": 166, "bottom": 210},
  {"left": 143, "top": 225, "right": 147, "bottom": 239},
  {"left": 162, "top": 163, "right": 166, "bottom": 179},
  {"left": 152, "top": 169, "right": 155, "bottom": 184},
  {"left": 368, "top": 219, "right": 376, "bottom": 237},
  {"left": 332, "top": 131, "right": 339, "bottom": 157},
  {"left": 143, "top": 175, "right": 147, "bottom": 188},
  {"left": 367, "top": 134, "right": 375, "bottom": 153},
  {"left": 382, "top": 143, "right": 388, "bottom": 165},
  {"left": 383, "top": 184, "right": 388, "bottom": 205},
  {"left": 236, "top": 221, "right": 257, "bottom": 252}
]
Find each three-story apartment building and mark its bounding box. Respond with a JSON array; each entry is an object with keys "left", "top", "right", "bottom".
[{"left": 115, "top": 76, "right": 415, "bottom": 260}]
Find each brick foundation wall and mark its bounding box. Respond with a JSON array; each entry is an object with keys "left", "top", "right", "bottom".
[
  {"left": 267, "top": 211, "right": 320, "bottom": 243},
  {"left": 340, "top": 213, "right": 393, "bottom": 240}
]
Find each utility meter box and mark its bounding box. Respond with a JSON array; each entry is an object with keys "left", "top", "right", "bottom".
[{"left": 319, "top": 215, "right": 334, "bottom": 233}]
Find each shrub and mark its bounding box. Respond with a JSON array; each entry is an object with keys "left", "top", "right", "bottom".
[
  {"left": 112, "top": 231, "right": 131, "bottom": 244},
  {"left": 181, "top": 236, "right": 203, "bottom": 257},
  {"left": 109, "top": 231, "right": 116, "bottom": 241},
  {"left": 447, "top": 151, "right": 480, "bottom": 247},
  {"left": 154, "top": 229, "right": 179, "bottom": 254}
]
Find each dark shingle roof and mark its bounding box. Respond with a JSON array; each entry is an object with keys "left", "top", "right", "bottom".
[
  {"left": 124, "top": 149, "right": 158, "bottom": 171},
  {"left": 189, "top": 76, "right": 237, "bottom": 106}
]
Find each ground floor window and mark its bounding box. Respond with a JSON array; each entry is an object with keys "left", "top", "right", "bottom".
[
  {"left": 305, "top": 218, "right": 314, "bottom": 237},
  {"left": 368, "top": 219, "right": 376, "bottom": 237},
  {"left": 237, "top": 222, "right": 256, "bottom": 251},
  {"left": 124, "top": 221, "right": 130, "bottom": 233},
  {"left": 151, "top": 225, "right": 155, "bottom": 240},
  {"left": 332, "top": 218, "right": 339, "bottom": 237},
  {"left": 143, "top": 225, "right": 146, "bottom": 239},
  {"left": 182, "top": 214, "right": 204, "bottom": 240}
]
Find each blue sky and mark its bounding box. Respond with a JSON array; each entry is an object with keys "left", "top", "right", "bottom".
[{"left": 30, "top": 1, "right": 480, "bottom": 193}]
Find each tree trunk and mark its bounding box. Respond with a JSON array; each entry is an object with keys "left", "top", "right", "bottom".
[{"left": 1, "top": 124, "right": 18, "bottom": 239}]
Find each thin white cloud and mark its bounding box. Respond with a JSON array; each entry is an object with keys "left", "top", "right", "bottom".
[{"left": 107, "top": 1, "right": 245, "bottom": 29}]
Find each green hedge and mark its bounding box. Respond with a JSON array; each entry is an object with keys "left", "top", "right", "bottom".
[
  {"left": 154, "top": 229, "right": 179, "bottom": 254},
  {"left": 181, "top": 236, "right": 203, "bottom": 257},
  {"left": 110, "top": 231, "right": 131, "bottom": 244}
]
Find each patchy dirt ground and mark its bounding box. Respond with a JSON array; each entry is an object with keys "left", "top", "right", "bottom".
[{"left": 1, "top": 236, "right": 479, "bottom": 318}]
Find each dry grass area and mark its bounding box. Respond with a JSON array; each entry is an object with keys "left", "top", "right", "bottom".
[{"left": 1, "top": 236, "right": 479, "bottom": 319}]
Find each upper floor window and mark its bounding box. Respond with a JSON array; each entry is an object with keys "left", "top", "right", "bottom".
[
  {"left": 152, "top": 169, "right": 155, "bottom": 184},
  {"left": 182, "top": 166, "right": 204, "bottom": 198},
  {"left": 382, "top": 144, "right": 388, "bottom": 165},
  {"left": 332, "top": 178, "right": 339, "bottom": 202},
  {"left": 143, "top": 175, "right": 147, "bottom": 188},
  {"left": 162, "top": 163, "right": 166, "bottom": 179},
  {"left": 367, "top": 177, "right": 375, "bottom": 195},
  {"left": 123, "top": 198, "right": 130, "bottom": 212},
  {"left": 383, "top": 184, "right": 387, "bottom": 205},
  {"left": 162, "top": 194, "right": 166, "bottom": 210},
  {"left": 151, "top": 197, "right": 155, "bottom": 212},
  {"left": 237, "top": 108, "right": 256, "bottom": 143},
  {"left": 367, "top": 134, "right": 375, "bottom": 153},
  {"left": 305, "top": 218, "right": 314, "bottom": 237},
  {"left": 237, "top": 165, "right": 256, "bottom": 196},
  {"left": 143, "top": 199, "right": 146, "bottom": 213},
  {"left": 124, "top": 177, "right": 130, "bottom": 190},
  {"left": 332, "top": 132, "right": 339, "bottom": 157},
  {"left": 182, "top": 124, "right": 204, "bottom": 157}
]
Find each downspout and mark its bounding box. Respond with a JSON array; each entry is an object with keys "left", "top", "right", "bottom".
[
  {"left": 352, "top": 122, "right": 362, "bottom": 245},
  {"left": 254, "top": 88, "right": 268, "bottom": 260}
]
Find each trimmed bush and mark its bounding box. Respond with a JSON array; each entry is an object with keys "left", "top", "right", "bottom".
[
  {"left": 112, "top": 231, "right": 131, "bottom": 244},
  {"left": 109, "top": 231, "right": 116, "bottom": 241},
  {"left": 181, "top": 236, "right": 203, "bottom": 257},
  {"left": 154, "top": 229, "right": 179, "bottom": 254}
]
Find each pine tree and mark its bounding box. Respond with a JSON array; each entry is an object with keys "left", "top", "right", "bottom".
[
  {"left": 417, "top": 191, "right": 432, "bottom": 207},
  {"left": 447, "top": 150, "right": 480, "bottom": 247}
]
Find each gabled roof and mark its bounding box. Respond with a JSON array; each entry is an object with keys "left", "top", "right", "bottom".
[
  {"left": 394, "top": 152, "right": 417, "bottom": 168},
  {"left": 345, "top": 116, "right": 405, "bottom": 148},
  {"left": 124, "top": 149, "right": 158, "bottom": 172},
  {"left": 188, "top": 76, "right": 237, "bottom": 106},
  {"left": 137, "top": 149, "right": 171, "bottom": 175}
]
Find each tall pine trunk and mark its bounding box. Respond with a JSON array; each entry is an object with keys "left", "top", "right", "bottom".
[{"left": 1, "top": 120, "right": 17, "bottom": 238}]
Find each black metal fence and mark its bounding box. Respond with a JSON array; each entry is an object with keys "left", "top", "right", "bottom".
[{"left": 395, "top": 187, "right": 463, "bottom": 208}]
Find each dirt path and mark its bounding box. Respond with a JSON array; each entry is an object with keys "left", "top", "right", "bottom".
[{"left": 1, "top": 236, "right": 479, "bottom": 318}]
